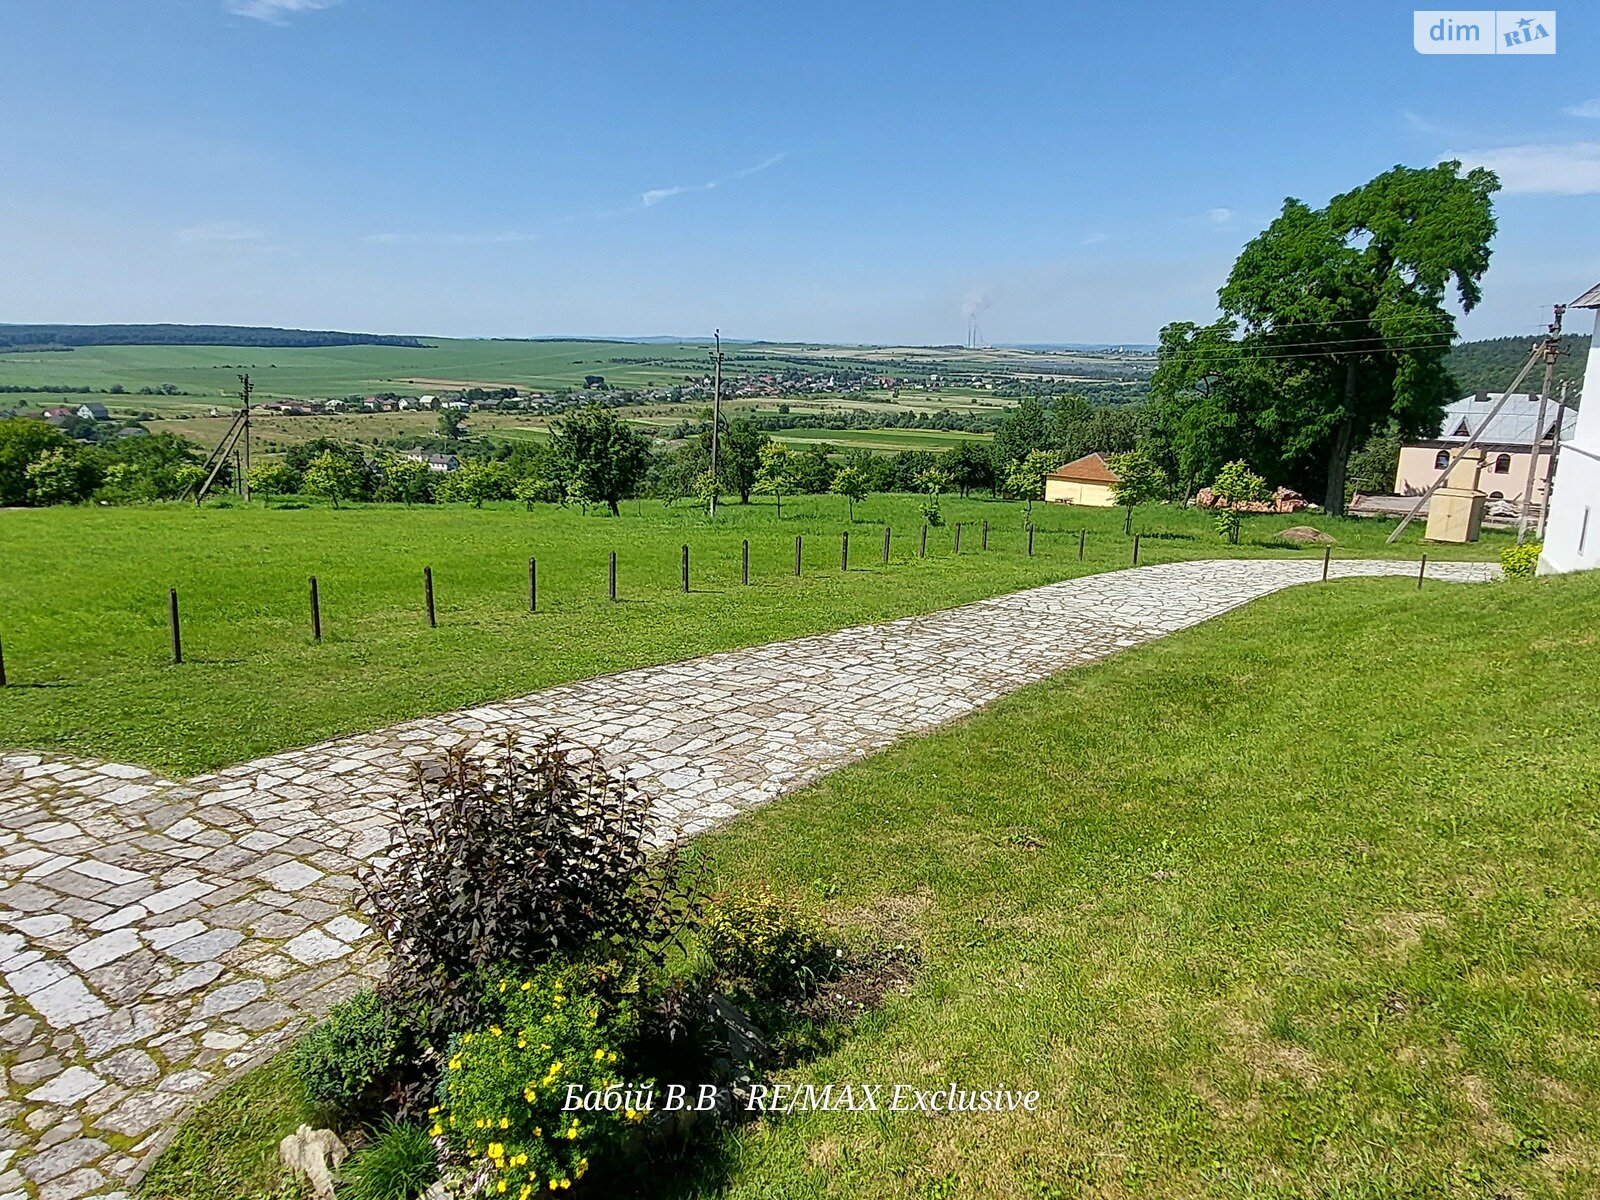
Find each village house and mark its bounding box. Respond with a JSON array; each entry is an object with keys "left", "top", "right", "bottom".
[
  {"left": 41, "top": 405, "right": 76, "bottom": 427},
  {"left": 1394, "top": 390, "right": 1575, "bottom": 505},
  {"left": 75, "top": 402, "right": 110, "bottom": 422},
  {"left": 1044, "top": 452, "right": 1120, "bottom": 507},
  {"left": 404, "top": 450, "right": 460, "bottom": 473}
]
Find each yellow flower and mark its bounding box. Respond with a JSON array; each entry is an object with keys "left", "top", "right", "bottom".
[
  {"left": 491, "top": 1025, "right": 503, "bottom": 1037},
  {"left": 520, "top": 1189, "right": 532, "bottom": 1199},
  {"left": 488, "top": 1142, "right": 504, "bottom": 1158},
  {"left": 521, "top": 981, "right": 533, "bottom": 992},
  {"left": 449, "top": 1057, "right": 462, "bottom": 1071},
  {"left": 499, "top": 1117, "right": 510, "bottom": 1129},
  {"left": 497, "top": 1183, "right": 507, "bottom": 1194},
  {"left": 560, "top": 1181, "right": 570, "bottom": 1191},
  {"left": 533, "top": 1127, "right": 542, "bottom": 1138},
  {"left": 429, "top": 1124, "right": 443, "bottom": 1137},
  {"left": 593, "top": 1049, "right": 605, "bottom": 1061},
  {"left": 566, "top": 1126, "right": 578, "bottom": 1140},
  {"left": 428, "top": 1106, "right": 440, "bottom": 1116}
]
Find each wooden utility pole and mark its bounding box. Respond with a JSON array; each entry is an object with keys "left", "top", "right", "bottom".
[
  {"left": 239, "top": 373, "right": 253, "bottom": 503},
  {"left": 708, "top": 330, "right": 723, "bottom": 518},
  {"left": 1538, "top": 381, "right": 1570, "bottom": 542},
  {"left": 1388, "top": 322, "right": 1556, "bottom": 544},
  {"left": 1518, "top": 312, "right": 1564, "bottom": 544}
]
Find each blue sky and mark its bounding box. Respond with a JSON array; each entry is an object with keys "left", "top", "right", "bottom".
[{"left": 1, "top": 0, "right": 1595, "bottom": 344}]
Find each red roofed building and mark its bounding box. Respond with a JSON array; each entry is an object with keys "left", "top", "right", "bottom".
[{"left": 1044, "top": 452, "right": 1120, "bottom": 507}]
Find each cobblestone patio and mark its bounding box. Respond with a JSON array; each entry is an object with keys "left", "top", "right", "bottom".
[{"left": 0, "top": 558, "right": 1494, "bottom": 1198}]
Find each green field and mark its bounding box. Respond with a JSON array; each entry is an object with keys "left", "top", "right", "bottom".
[
  {"left": 144, "top": 567, "right": 1600, "bottom": 1199},
  {"left": 769, "top": 427, "right": 991, "bottom": 453},
  {"left": 0, "top": 338, "right": 1143, "bottom": 413},
  {"left": 677, "top": 569, "right": 1600, "bottom": 1198},
  {"left": 0, "top": 497, "right": 1501, "bottom": 775}
]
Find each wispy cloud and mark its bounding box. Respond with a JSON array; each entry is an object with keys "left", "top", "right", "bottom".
[
  {"left": 224, "top": 0, "right": 339, "bottom": 24},
  {"left": 1448, "top": 142, "right": 1600, "bottom": 194},
  {"left": 177, "top": 220, "right": 265, "bottom": 243},
  {"left": 1206, "top": 207, "right": 1234, "bottom": 224},
  {"left": 640, "top": 152, "right": 787, "bottom": 208},
  {"left": 1403, "top": 109, "right": 1451, "bottom": 135},
  {"left": 1566, "top": 98, "right": 1600, "bottom": 120},
  {"left": 1081, "top": 232, "right": 1109, "bottom": 245},
  {"left": 362, "top": 230, "right": 540, "bottom": 246}
]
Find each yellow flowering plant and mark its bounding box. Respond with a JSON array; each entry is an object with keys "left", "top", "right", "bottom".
[
  {"left": 439, "top": 967, "right": 648, "bottom": 1194},
  {"left": 700, "top": 888, "right": 839, "bottom": 1004}
]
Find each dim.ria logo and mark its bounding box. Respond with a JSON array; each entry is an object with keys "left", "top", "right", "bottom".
[{"left": 1413, "top": 10, "right": 1556, "bottom": 54}]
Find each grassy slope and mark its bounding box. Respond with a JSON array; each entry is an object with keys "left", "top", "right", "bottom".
[
  {"left": 0, "top": 498, "right": 1502, "bottom": 774},
  {"left": 684, "top": 571, "right": 1600, "bottom": 1200},
  {"left": 141, "top": 571, "right": 1600, "bottom": 1199}
]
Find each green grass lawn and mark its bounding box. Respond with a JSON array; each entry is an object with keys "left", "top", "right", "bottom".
[
  {"left": 676, "top": 569, "right": 1600, "bottom": 1199},
  {"left": 0, "top": 496, "right": 1503, "bottom": 775},
  {"left": 142, "top": 569, "right": 1600, "bottom": 1199}
]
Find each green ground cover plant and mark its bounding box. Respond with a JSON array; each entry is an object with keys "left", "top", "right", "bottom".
[{"left": 0, "top": 497, "right": 1501, "bottom": 773}]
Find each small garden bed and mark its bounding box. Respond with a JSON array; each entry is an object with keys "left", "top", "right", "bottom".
[{"left": 138, "top": 736, "right": 918, "bottom": 1200}]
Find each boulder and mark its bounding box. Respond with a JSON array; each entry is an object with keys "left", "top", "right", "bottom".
[
  {"left": 278, "top": 1125, "right": 348, "bottom": 1200},
  {"left": 1278, "top": 526, "right": 1334, "bottom": 545}
]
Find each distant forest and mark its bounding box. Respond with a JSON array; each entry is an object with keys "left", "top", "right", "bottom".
[
  {"left": 1446, "top": 334, "right": 1589, "bottom": 401},
  {"left": 0, "top": 324, "right": 429, "bottom": 351}
]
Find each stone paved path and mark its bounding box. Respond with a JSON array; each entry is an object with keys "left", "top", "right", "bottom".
[{"left": 0, "top": 558, "right": 1494, "bottom": 1198}]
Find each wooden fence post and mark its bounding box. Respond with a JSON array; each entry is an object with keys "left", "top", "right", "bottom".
[
  {"left": 954, "top": 522, "right": 962, "bottom": 554},
  {"left": 1027, "top": 524, "right": 1035, "bottom": 557},
  {"left": 169, "top": 589, "right": 182, "bottom": 664},
  {"left": 609, "top": 552, "right": 617, "bottom": 601},
  {"left": 0, "top": 634, "right": 6, "bottom": 687},
  {"left": 424, "top": 566, "right": 436, "bottom": 627},
  {"left": 920, "top": 524, "right": 928, "bottom": 559},
  {"left": 309, "top": 576, "right": 321, "bottom": 642},
  {"left": 1079, "top": 528, "right": 1086, "bottom": 560},
  {"left": 882, "top": 526, "right": 891, "bottom": 564},
  {"left": 841, "top": 531, "right": 849, "bottom": 571},
  {"left": 741, "top": 539, "right": 749, "bottom": 585},
  {"left": 1322, "top": 547, "right": 1330, "bottom": 582},
  {"left": 1132, "top": 533, "right": 1141, "bottom": 565},
  {"left": 794, "top": 535, "right": 802, "bottom": 577},
  {"left": 1418, "top": 555, "right": 1427, "bottom": 590},
  {"left": 529, "top": 557, "right": 537, "bottom": 612},
  {"left": 982, "top": 519, "right": 989, "bottom": 551},
  {"left": 681, "top": 544, "right": 690, "bottom": 593}
]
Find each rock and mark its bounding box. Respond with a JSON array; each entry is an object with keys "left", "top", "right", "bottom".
[
  {"left": 1278, "top": 525, "right": 1334, "bottom": 544},
  {"left": 278, "top": 1125, "right": 347, "bottom": 1200}
]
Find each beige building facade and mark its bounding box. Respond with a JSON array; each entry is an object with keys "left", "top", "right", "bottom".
[{"left": 1044, "top": 453, "right": 1119, "bottom": 506}]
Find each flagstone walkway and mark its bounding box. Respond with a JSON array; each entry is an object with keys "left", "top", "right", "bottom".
[{"left": 0, "top": 557, "right": 1495, "bottom": 1198}]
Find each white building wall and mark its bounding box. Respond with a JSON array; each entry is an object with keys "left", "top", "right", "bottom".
[{"left": 1540, "top": 306, "right": 1600, "bottom": 574}]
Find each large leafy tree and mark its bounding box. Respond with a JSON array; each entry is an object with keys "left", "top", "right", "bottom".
[
  {"left": 991, "top": 395, "right": 1050, "bottom": 475},
  {"left": 717, "top": 418, "right": 769, "bottom": 504},
  {"left": 0, "top": 419, "right": 69, "bottom": 506},
  {"left": 941, "top": 441, "right": 994, "bottom": 497},
  {"left": 1150, "top": 162, "right": 1497, "bottom": 514},
  {"left": 549, "top": 404, "right": 650, "bottom": 516}
]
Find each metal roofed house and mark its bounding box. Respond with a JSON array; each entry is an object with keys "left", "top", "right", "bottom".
[
  {"left": 1044, "top": 452, "right": 1120, "bottom": 507},
  {"left": 1394, "top": 390, "right": 1576, "bottom": 504}
]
